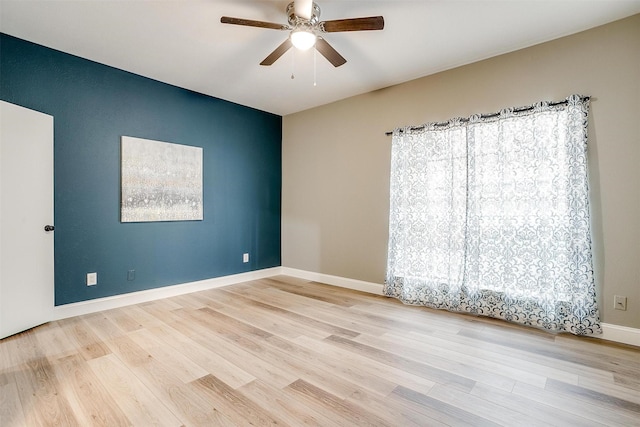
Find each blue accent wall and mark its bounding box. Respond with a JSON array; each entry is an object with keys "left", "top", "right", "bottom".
[{"left": 0, "top": 33, "right": 282, "bottom": 305}]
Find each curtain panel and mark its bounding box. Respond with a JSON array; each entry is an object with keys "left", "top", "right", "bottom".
[{"left": 384, "top": 95, "right": 601, "bottom": 335}]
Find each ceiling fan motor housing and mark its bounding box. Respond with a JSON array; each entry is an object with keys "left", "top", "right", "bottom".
[{"left": 287, "top": 2, "right": 321, "bottom": 28}]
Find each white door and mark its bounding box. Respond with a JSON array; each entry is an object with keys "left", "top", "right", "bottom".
[{"left": 0, "top": 101, "right": 54, "bottom": 339}]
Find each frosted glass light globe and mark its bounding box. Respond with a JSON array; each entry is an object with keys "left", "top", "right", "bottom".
[{"left": 291, "top": 29, "right": 316, "bottom": 50}]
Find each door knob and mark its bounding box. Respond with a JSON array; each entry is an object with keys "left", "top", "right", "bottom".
[{"left": 44, "top": 225, "right": 54, "bottom": 232}]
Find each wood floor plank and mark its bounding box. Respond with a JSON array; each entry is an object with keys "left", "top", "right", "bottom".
[
  {"left": 167, "top": 292, "right": 209, "bottom": 310},
  {"left": 197, "top": 305, "right": 274, "bottom": 340},
  {"left": 265, "top": 275, "right": 314, "bottom": 287},
  {"left": 1, "top": 380, "right": 27, "bottom": 427},
  {"left": 555, "top": 333, "right": 640, "bottom": 363},
  {"left": 144, "top": 322, "right": 256, "bottom": 389},
  {"left": 191, "top": 374, "right": 286, "bottom": 426},
  {"left": 405, "top": 329, "right": 580, "bottom": 386},
  {"left": 395, "top": 330, "right": 550, "bottom": 387},
  {"left": 105, "top": 334, "right": 153, "bottom": 368},
  {"left": 348, "top": 303, "right": 458, "bottom": 337},
  {"left": 271, "top": 280, "right": 359, "bottom": 307},
  {"left": 34, "top": 321, "right": 78, "bottom": 362},
  {"left": 287, "top": 378, "right": 391, "bottom": 426},
  {"left": 169, "top": 309, "right": 298, "bottom": 389},
  {"left": 87, "top": 353, "right": 182, "bottom": 426},
  {"left": 215, "top": 288, "right": 343, "bottom": 340},
  {"left": 215, "top": 303, "right": 306, "bottom": 340},
  {"left": 351, "top": 298, "right": 469, "bottom": 331},
  {"left": 292, "top": 334, "right": 437, "bottom": 395},
  {"left": 324, "top": 334, "right": 477, "bottom": 391},
  {"left": 127, "top": 328, "right": 209, "bottom": 383},
  {"left": 346, "top": 387, "right": 447, "bottom": 427},
  {"left": 613, "top": 373, "right": 640, "bottom": 390},
  {"left": 545, "top": 378, "right": 640, "bottom": 413},
  {"left": 578, "top": 375, "right": 640, "bottom": 405},
  {"left": 13, "top": 356, "right": 80, "bottom": 426},
  {"left": 5, "top": 330, "right": 80, "bottom": 426},
  {"left": 512, "top": 381, "right": 640, "bottom": 426},
  {"left": 2, "top": 276, "right": 639, "bottom": 426},
  {"left": 265, "top": 334, "right": 398, "bottom": 397},
  {"left": 82, "top": 312, "right": 129, "bottom": 342},
  {"left": 101, "top": 307, "right": 144, "bottom": 334},
  {"left": 301, "top": 303, "right": 391, "bottom": 336},
  {"left": 243, "top": 286, "right": 390, "bottom": 336},
  {"left": 432, "top": 327, "right": 616, "bottom": 383},
  {"left": 4, "top": 327, "right": 44, "bottom": 368},
  {"left": 354, "top": 332, "right": 519, "bottom": 391},
  {"left": 119, "top": 343, "right": 237, "bottom": 426},
  {"left": 426, "top": 382, "right": 537, "bottom": 426},
  {"left": 58, "top": 317, "right": 111, "bottom": 361},
  {"left": 193, "top": 308, "right": 365, "bottom": 399},
  {"left": 389, "top": 384, "right": 499, "bottom": 427},
  {"left": 457, "top": 326, "right": 621, "bottom": 381},
  {"left": 51, "top": 353, "right": 131, "bottom": 426},
  {"left": 224, "top": 286, "right": 360, "bottom": 338},
  {"left": 238, "top": 379, "right": 342, "bottom": 427},
  {"left": 117, "top": 304, "right": 164, "bottom": 329},
  {"left": 135, "top": 299, "right": 183, "bottom": 325},
  {"left": 470, "top": 382, "right": 603, "bottom": 427}
]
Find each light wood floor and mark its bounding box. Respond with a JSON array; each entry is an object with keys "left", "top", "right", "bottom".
[{"left": 1, "top": 276, "right": 640, "bottom": 426}]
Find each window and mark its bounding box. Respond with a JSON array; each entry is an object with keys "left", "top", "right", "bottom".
[{"left": 384, "top": 96, "right": 601, "bottom": 335}]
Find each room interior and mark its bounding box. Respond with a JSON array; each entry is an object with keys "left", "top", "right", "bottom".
[{"left": 1, "top": 1, "right": 640, "bottom": 425}]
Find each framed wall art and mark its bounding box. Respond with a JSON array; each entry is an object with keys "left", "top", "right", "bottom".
[{"left": 121, "top": 136, "right": 203, "bottom": 222}]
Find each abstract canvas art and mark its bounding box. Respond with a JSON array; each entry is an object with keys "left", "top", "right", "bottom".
[{"left": 121, "top": 136, "right": 203, "bottom": 222}]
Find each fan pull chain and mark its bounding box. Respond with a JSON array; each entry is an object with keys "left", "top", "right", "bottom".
[
  {"left": 313, "top": 48, "right": 317, "bottom": 86},
  {"left": 291, "top": 48, "right": 295, "bottom": 80}
]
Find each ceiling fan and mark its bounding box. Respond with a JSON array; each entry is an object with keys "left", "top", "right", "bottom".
[{"left": 220, "top": 0, "right": 384, "bottom": 67}]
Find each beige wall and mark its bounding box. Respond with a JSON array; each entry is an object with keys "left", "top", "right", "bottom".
[{"left": 282, "top": 14, "right": 640, "bottom": 329}]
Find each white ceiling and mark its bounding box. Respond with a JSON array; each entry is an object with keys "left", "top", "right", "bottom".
[{"left": 1, "top": 1, "right": 639, "bottom": 116}]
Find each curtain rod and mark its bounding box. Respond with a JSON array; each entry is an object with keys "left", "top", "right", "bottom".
[{"left": 384, "top": 96, "right": 590, "bottom": 136}]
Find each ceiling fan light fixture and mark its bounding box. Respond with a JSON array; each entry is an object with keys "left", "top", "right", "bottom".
[
  {"left": 290, "top": 29, "right": 316, "bottom": 50},
  {"left": 221, "top": 1, "right": 384, "bottom": 67}
]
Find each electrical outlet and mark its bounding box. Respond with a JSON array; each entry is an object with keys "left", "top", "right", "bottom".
[
  {"left": 127, "top": 270, "right": 135, "bottom": 281},
  {"left": 614, "top": 295, "right": 627, "bottom": 311},
  {"left": 243, "top": 253, "right": 249, "bottom": 263},
  {"left": 86, "top": 272, "right": 97, "bottom": 286}
]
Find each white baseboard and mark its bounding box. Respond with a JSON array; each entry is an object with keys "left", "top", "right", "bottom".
[
  {"left": 280, "top": 267, "right": 640, "bottom": 348},
  {"left": 53, "top": 265, "right": 639, "bottom": 348},
  {"left": 600, "top": 323, "right": 640, "bottom": 347},
  {"left": 53, "top": 267, "right": 281, "bottom": 321},
  {"left": 279, "top": 267, "right": 384, "bottom": 295}
]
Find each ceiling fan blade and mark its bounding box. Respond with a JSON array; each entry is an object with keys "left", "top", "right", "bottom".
[
  {"left": 315, "top": 37, "right": 346, "bottom": 67},
  {"left": 220, "top": 16, "right": 287, "bottom": 30},
  {"left": 294, "top": 0, "right": 313, "bottom": 20},
  {"left": 321, "top": 16, "right": 384, "bottom": 32},
  {"left": 260, "top": 39, "right": 293, "bottom": 66}
]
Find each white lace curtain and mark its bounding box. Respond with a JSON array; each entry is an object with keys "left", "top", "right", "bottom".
[{"left": 384, "top": 95, "right": 601, "bottom": 335}]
